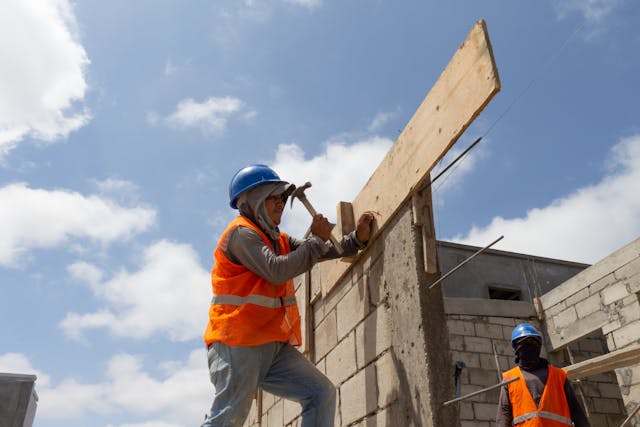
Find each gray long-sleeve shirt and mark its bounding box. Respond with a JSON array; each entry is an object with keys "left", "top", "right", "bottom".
[
  {"left": 222, "top": 223, "right": 365, "bottom": 284},
  {"left": 496, "top": 365, "right": 590, "bottom": 427}
]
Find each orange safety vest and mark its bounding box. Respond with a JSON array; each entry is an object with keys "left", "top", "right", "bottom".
[
  {"left": 203, "top": 216, "right": 302, "bottom": 347},
  {"left": 503, "top": 365, "right": 572, "bottom": 426}
]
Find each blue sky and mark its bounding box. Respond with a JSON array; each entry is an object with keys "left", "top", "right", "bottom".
[{"left": 0, "top": 1, "right": 638, "bottom": 425}]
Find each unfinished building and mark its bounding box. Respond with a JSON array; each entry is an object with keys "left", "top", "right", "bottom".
[{"left": 242, "top": 19, "right": 640, "bottom": 427}]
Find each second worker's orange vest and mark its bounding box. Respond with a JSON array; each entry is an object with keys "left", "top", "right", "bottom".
[
  {"left": 503, "top": 365, "right": 572, "bottom": 426},
  {"left": 203, "top": 216, "right": 302, "bottom": 347}
]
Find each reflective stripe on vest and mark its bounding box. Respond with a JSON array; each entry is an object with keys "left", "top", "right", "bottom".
[
  {"left": 513, "top": 410, "right": 573, "bottom": 426},
  {"left": 211, "top": 294, "right": 297, "bottom": 308}
]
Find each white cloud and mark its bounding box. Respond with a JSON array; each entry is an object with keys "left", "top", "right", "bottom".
[
  {"left": 554, "top": 0, "right": 620, "bottom": 23},
  {"left": 272, "top": 137, "right": 393, "bottom": 239},
  {"left": 60, "top": 240, "right": 211, "bottom": 341},
  {"left": 451, "top": 135, "right": 640, "bottom": 264},
  {"left": 0, "top": 350, "right": 211, "bottom": 425},
  {"left": 0, "top": 352, "right": 51, "bottom": 387},
  {"left": 165, "top": 97, "right": 244, "bottom": 134},
  {"left": 367, "top": 111, "right": 397, "bottom": 133},
  {"left": 93, "top": 177, "right": 143, "bottom": 205},
  {"left": 553, "top": 0, "right": 621, "bottom": 39},
  {"left": 0, "top": 183, "right": 156, "bottom": 267},
  {"left": 0, "top": 0, "right": 90, "bottom": 157},
  {"left": 282, "top": 0, "right": 322, "bottom": 9}
]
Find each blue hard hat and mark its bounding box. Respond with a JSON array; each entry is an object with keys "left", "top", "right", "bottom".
[
  {"left": 511, "top": 323, "right": 542, "bottom": 349},
  {"left": 228, "top": 164, "right": 288, "bottom": 209}
]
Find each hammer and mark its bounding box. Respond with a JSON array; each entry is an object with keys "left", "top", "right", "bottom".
[{"left": 290, "top": 182, "right": 344, "bottom": 254}]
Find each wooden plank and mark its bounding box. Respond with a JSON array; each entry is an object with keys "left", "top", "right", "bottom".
[
  {"left": 295, "top": 273, "right": 311, "bottom": 356},
  {"left": 412, "top": 178, "right": 438, "bottom": 274},
  {"left": 321, "top": 19, "right": 501, "bottom": 295},
  {"left": 337, "top": 201, "right": 356, "bottom": 263},
  {"left": 337, "top": 201, "right": 356, "bottom": 235},
  {"left": 564, "top": 344, "right": 640, "bottom": 380}
]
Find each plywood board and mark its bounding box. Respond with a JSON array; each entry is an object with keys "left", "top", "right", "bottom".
[{"left": 321, "top": 19, "right": 501, "bottom": 295}]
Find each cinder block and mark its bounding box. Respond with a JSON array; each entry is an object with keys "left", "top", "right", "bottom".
[
  {"left": 554, "top": 307, "right": 578, "bottom": 329},
  {"left": 544, "top": 301, "right": 567, "bottom": 318},
  {"left": 315, "top": 310, "right": 337, "bottom": 361},
  {"left": 602, "top": 320, "right": 622, "bottom": 335},
  {"left": 463, "top": 336, "right": 492, "bottom": 354},
  {"left": 592, "top": 397, "right": 622, "bottom": 414},
  {"left": 358, "top": 405, "right": 395, "bottom": 427},
  {"left": 325, "top": 332, "right": 357, "bottom": 386},
  {"left": 588, "top": 272, "right": 618, "bottom": 294},
  {"left": 337, "top": 278, "right": 370, "bottom": 339},
  {"left": 577, "top": 337, "right": 606, "bottom": 354},
  {"left": 468, "top": 367, "right": 500, "bottom": 388},
  {"left": 340, "top": 365, "right": 377, "bottom": 425},
  {"left": 262, "top": 391, "right": 276, "bottom": 411},
  {"left": 266, "top": 399, "right": 284, "bottom": 426},
  {"left": 475, "top": 323, "right": 504, "bottom": 339},
  {"left": 452, "top": 351, "right": 480, "bottom": 368},
  {"left": 488, "top": 316, "right": 517, "bottom": 326},
  {"left": 620, "top": 300, "right": 640, "bottom": 324},
  {"left": 375, "top": 351, "right": 399, "bottom": 409},
  {"left": 614, "top": 257, "right": 640, "bottom": 281},
  {"left": 611, "top": 320, "right": 640, "bottom": 348},
  {"left": 602, "top": 282, "right": 631, "bottom": 306},
  {"left": 355, "top": 305, "right": 392, "bottom": 368},
  {"left": 323, "top": 275, "right": 355, "bottom": 320},
  {"left": 548, "top": 310, "right": 609, "bottom": 351},
  {"left": 565, "top": 287, "right": 591, "bottom": 307},
  {"left": 283, "top": 398, "right": 301, "bottom": 426},
  {"left": 447, "top": 319, "right": 476, "bottom": 336},
  {"left": 367, "top": 258, "right": 387, "bottom": 307},
  {"left": 473, "top": 402, "right": 498, "bottom": 421},
  {"left": 598, "top": 382, "right": 624, "bottom": 399},
  {"left": 479, "top": 353, "right": 502, "bottom": 374},
  {"left": 449, "top": 334, "right": 465, "bottom": 351},
  {"left": 246, "top": 399, "right": 259, "bottom": 426},
  {"left": 575, "top": 293, "right": 602, "bottom": 319}
]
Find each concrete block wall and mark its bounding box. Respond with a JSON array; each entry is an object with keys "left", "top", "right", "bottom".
[
  {"left": 444, "top": 298, "right": 542, "bottom": 427},
  {"left": 552, "top": 331, "right": 627, "bottom": 427},
  {"left": 540, "top": 237, "right": 640, "bottom": 425},
  {"left": 245, "top": 203, "right": 457, "bottom": 426},
  {"left": 444, "top": 298, "right": 624, "bottom": 426}
]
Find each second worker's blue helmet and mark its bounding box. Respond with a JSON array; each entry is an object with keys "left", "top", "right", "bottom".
[
  {"left": 228, "top": 164, "right": 289, "bottom": 209},
  {"left": 511, "top": 323, "right": 542, "bottom": 349}
]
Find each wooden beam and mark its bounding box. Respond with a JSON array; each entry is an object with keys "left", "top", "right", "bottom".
[
  {"left": 412, "top": 178, "right": 438, "bottom": 274},
  {"left": 337, "top": 201, "right": 356, "bottom": 236},
  {"left": 337, "top": 201, "right": 356, "bottom": 263},
  {"left": 320, "top": 19, "right": 501, "bottom": 295},
  {"left": 564, "top": 344, "right": 640, "bottom": 380}
]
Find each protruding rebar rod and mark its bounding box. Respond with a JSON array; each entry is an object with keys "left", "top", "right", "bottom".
[
  {"left": 443, "top": 377, "right": 519, "bottom": 406},
  {"left": 620, "top": 402, "right": 640, "bottom": 427},
  {"left": 429, "top": 136, "right": 483, "bottom": 188}
]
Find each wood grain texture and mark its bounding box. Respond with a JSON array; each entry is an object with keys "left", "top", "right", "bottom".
[{"left": 321, "top": 19, "right": 501, "bottom": 296}]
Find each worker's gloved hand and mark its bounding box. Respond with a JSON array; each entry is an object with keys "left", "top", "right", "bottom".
[
  {"left": 356, "top": 211, "right": 375, "bottom": 243},
  {"left": 310, "top": 214, "right": 332, "bottom": 241}
]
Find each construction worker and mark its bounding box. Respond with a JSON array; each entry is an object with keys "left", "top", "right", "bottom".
[
  {"left": 496, "top": 323, "right": 590, "bottom": 426},
  {"left": 201, "top": 164, "right": 374, "bottom": 427}
]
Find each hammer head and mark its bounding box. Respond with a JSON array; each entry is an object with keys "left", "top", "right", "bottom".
[{"left": 290, "top": 181, "right": 312, "bottom": 208}]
